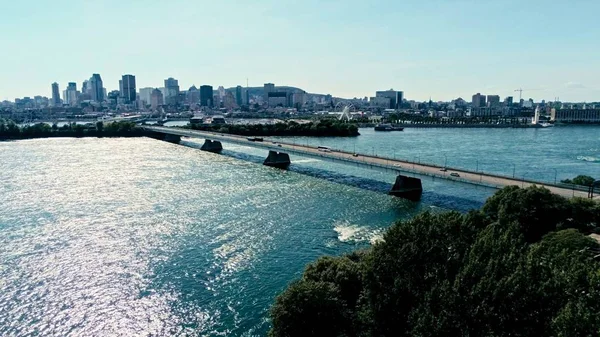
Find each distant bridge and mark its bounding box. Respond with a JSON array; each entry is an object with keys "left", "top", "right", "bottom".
[{"left": 144, "top": 126, "right": 596, "bottom": 201}]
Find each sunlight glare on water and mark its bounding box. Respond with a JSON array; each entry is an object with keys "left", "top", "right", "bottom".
[{"left": 0, "top": 137, "right": 422, "bottom": 336}]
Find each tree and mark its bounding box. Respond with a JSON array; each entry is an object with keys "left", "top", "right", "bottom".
[
  {"left": 269, "top": 280, "right": 354, "bottom": 337},
  {"left": 269, "top": 186, "right": 600, "bottom": 337},
  {"left": 562, "top": 175, "right": 596, "bottom": 187}
]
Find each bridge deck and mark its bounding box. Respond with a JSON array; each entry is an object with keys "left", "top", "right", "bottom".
[{"left": 145, "top": 126, "right": 592, "bottom": 200}]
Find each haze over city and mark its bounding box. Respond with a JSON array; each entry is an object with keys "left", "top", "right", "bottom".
[{"left": 1, "top": 0, "right": 599, "bottom": 102}]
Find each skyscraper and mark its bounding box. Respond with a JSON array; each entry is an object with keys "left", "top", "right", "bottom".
[
  {"left": 121, "top": 74, "right": 136, "bottom": 104},
  {"left": 51, "top": 82, "right": 60, "bottom": 106},
  {"left": 472, "top": 93, "right": 486, "bottom": 108},
  {"left": 200, "top": 85, "right": 214, "bottom": 107},
  {"left": 164, "top": 77, "right": 179, "bottom": 105},
  {"left": 89, "top": 74, "right": 104, "bottom": 102},
  {"left": 224, "top": 91, "right": 236, "bottom": 110},
  {"left": 375, "top": 89, "right": 403, "bottom": 109},
  {"left": 264, "top": 83, "right": 275, "bottom": 100},
  {"left": 187, "top": 85, "right": 200, "bottom": 104},
  {"left": 487, "top": 95, "right": 500, "bottom": 107},
  {"left": 151, "top": 88, "right": 163, "bottom": 110},
  {"left": 235, "top": 85, "right": 243, "bottom": 106},
  {"left": 65, "top": 82, "right": 78, "bottom": 106},
  {"left": 138, "top": 87, "right": 154, "bottom": 107}
]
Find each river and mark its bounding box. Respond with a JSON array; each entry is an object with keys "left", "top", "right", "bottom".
[{"left": 0, "top": 126, "right": 598, "bottom": 336}]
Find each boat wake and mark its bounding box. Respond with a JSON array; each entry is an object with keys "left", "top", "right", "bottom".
[
  {"left": 333, "top": 221, "right": 383, "bottom": 244},
  {"left": 577, "top": 156, "right": 600, "bottom": 163}
]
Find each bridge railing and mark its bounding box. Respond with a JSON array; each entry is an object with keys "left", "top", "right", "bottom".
[
  {"left": 269, "top": 139, "right": 589, "bottom": 195},
  {"left": 147, "top": 126, "right": 590, "bottom": 196}
]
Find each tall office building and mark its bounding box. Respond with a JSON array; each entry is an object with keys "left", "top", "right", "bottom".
[
  {"left": 51, "top": 82, "right": 60, "bottom": 106},
  {"left": 200, "top": 85, "right": 214, "bottom": 107},
  {"left": 138, "top": 87, "right": 154, "bottom": 106},
  {"left": 235, "top": 85, "right": 243, "bottom": 106},
  {"left": 487, "top": 95, "right": 500, "bottom": 107},
  {"left": 224, "top": 91, "right": 236, "bottom": 109},
  {"left": 375, "top": 89, "right": 403, "bottom": 109},
  {"left": 264, "top": 83, "right": 275, "bottom": 100},
  {"left": 164, "top": 77, "right": 179, "bottom": 104},
  {"left": 121, "top": 74, "right": 136, "bottom": 103},
  {"left": 150, "top": 88, "right": 164, "bottom": 110},
  {"left": 89, "top": 74, "right": 104, "bottom": 102},
  {"left": 243, "top": 88, "right": 250, "bottom": 105},
  {"left": 472, "top": 93, "right": 486, "bottom": 107},
  {"left": 82, "top": 80, "right": 90, "bottom": 94},
  {"left": 187, "top": 85, "right": 200, "bottom": 104},
  {"left": 218, "top": 86, "right": 226, "bottom": 99},
  {"left": 65, "top": 82, "right": 78, "bottom": 106}
]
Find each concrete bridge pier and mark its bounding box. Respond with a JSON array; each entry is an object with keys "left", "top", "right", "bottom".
[
  {"left": 389, "top": 175, "right": 423, "bottom": 201},
  {"left": 201, "top": 139, "right": 223, "bottom": 153},
  {"left": 163, "top": 134, "right": 181, "bottom": 144},
  {"left": 264, "top": 150, "right": 291, "bottom": 169}
]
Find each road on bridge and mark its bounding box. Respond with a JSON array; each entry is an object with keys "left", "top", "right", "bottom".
[{"left": 145, "top": 126, "right": 592, "bottom": 200}]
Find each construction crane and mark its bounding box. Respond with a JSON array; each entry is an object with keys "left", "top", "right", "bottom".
[{"left": 514, "top": 88, "right": 543, "bottom": 102}]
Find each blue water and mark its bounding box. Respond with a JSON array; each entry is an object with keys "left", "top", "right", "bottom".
[
  {"left": 0, "top": 126, "right": 598, "bottom": 336},
  {"left": 273, "top": 126, "right": 600, "bottom": 184}
]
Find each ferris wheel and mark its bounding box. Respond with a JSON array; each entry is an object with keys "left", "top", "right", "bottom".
[{"left": 334, "top": 103, "right": 354, "bottom": 121}]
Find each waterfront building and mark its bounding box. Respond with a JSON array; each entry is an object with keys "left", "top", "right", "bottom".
[
  {"left": 235, "top": 85, "right": 243, "bottom": 106},
  {"left": 264, "top": 83, "right": 275, "bottom": 100},
  {"left": 150, "top": 88, "right": 163, "bottom": 110},
  {"left": 375, "top": 89, "right": 403, "bottom": 109},
  {"left": 551, "top": 108, "right": 600, "bottom": 123},
  {"left": 200, "top": 85, "right": 214, "bottom": 107},
  {"left": 472, "top": 93, "right": 486, "bottom": 108},
  {"left": 51, "top": 82, "right": 60, "bottom": 106},
  {"left": 267, "top": 92, "right": 287, "bottom": 107},
  {"left": 121, "top": 74, "right": 136, "bottom": 104},
  {"left": 504, "top": 96, "right": 514, "bottom": 106},
  {"left": 471, "top": 107, "right": 496, "bottom": 117}
]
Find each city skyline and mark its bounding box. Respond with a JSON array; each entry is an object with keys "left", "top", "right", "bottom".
[{"left": 1, "top": 0, "right": 600, "bottom": 102}]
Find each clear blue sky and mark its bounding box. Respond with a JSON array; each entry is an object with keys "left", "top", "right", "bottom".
[{"left": 1, "top": 0, "right": 599, "bottom": 102}]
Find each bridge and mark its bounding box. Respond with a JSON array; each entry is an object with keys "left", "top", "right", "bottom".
[{"left": 144, "top": 125, "right": 595, "bottom": 201}]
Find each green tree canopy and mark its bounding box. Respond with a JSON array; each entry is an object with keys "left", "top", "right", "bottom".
[
  {"left": 270, "top": 186, "right": 600, "bottom": 337},
  {"left": 562, "top": 175, "right": 596, "bottom": 187}
]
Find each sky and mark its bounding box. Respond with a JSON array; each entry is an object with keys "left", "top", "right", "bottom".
[{"left": 1, "top": 0, "right": 599, "bottom": 102}]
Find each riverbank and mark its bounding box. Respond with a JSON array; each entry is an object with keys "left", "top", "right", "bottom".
[
  {"left": 188, "top": 120, "right": 360, "bottom": 137},
  {"left": 0, "top": 119, "right": 148, "bottom": 140},
  {"left": 392, "top": 123, "right": 548, "bottom": 128}
]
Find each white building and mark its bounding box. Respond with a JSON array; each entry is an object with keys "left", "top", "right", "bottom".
[{"left": 139, "top": 87, "right": 154, "bottom": 106}]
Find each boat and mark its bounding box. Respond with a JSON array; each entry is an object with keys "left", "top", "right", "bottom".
[
  {"left": 374, "top": 124, "right": 404, "bottom": 131},
  {"left": 532, "top": 106, "right": 554, "bottom": 128}
]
